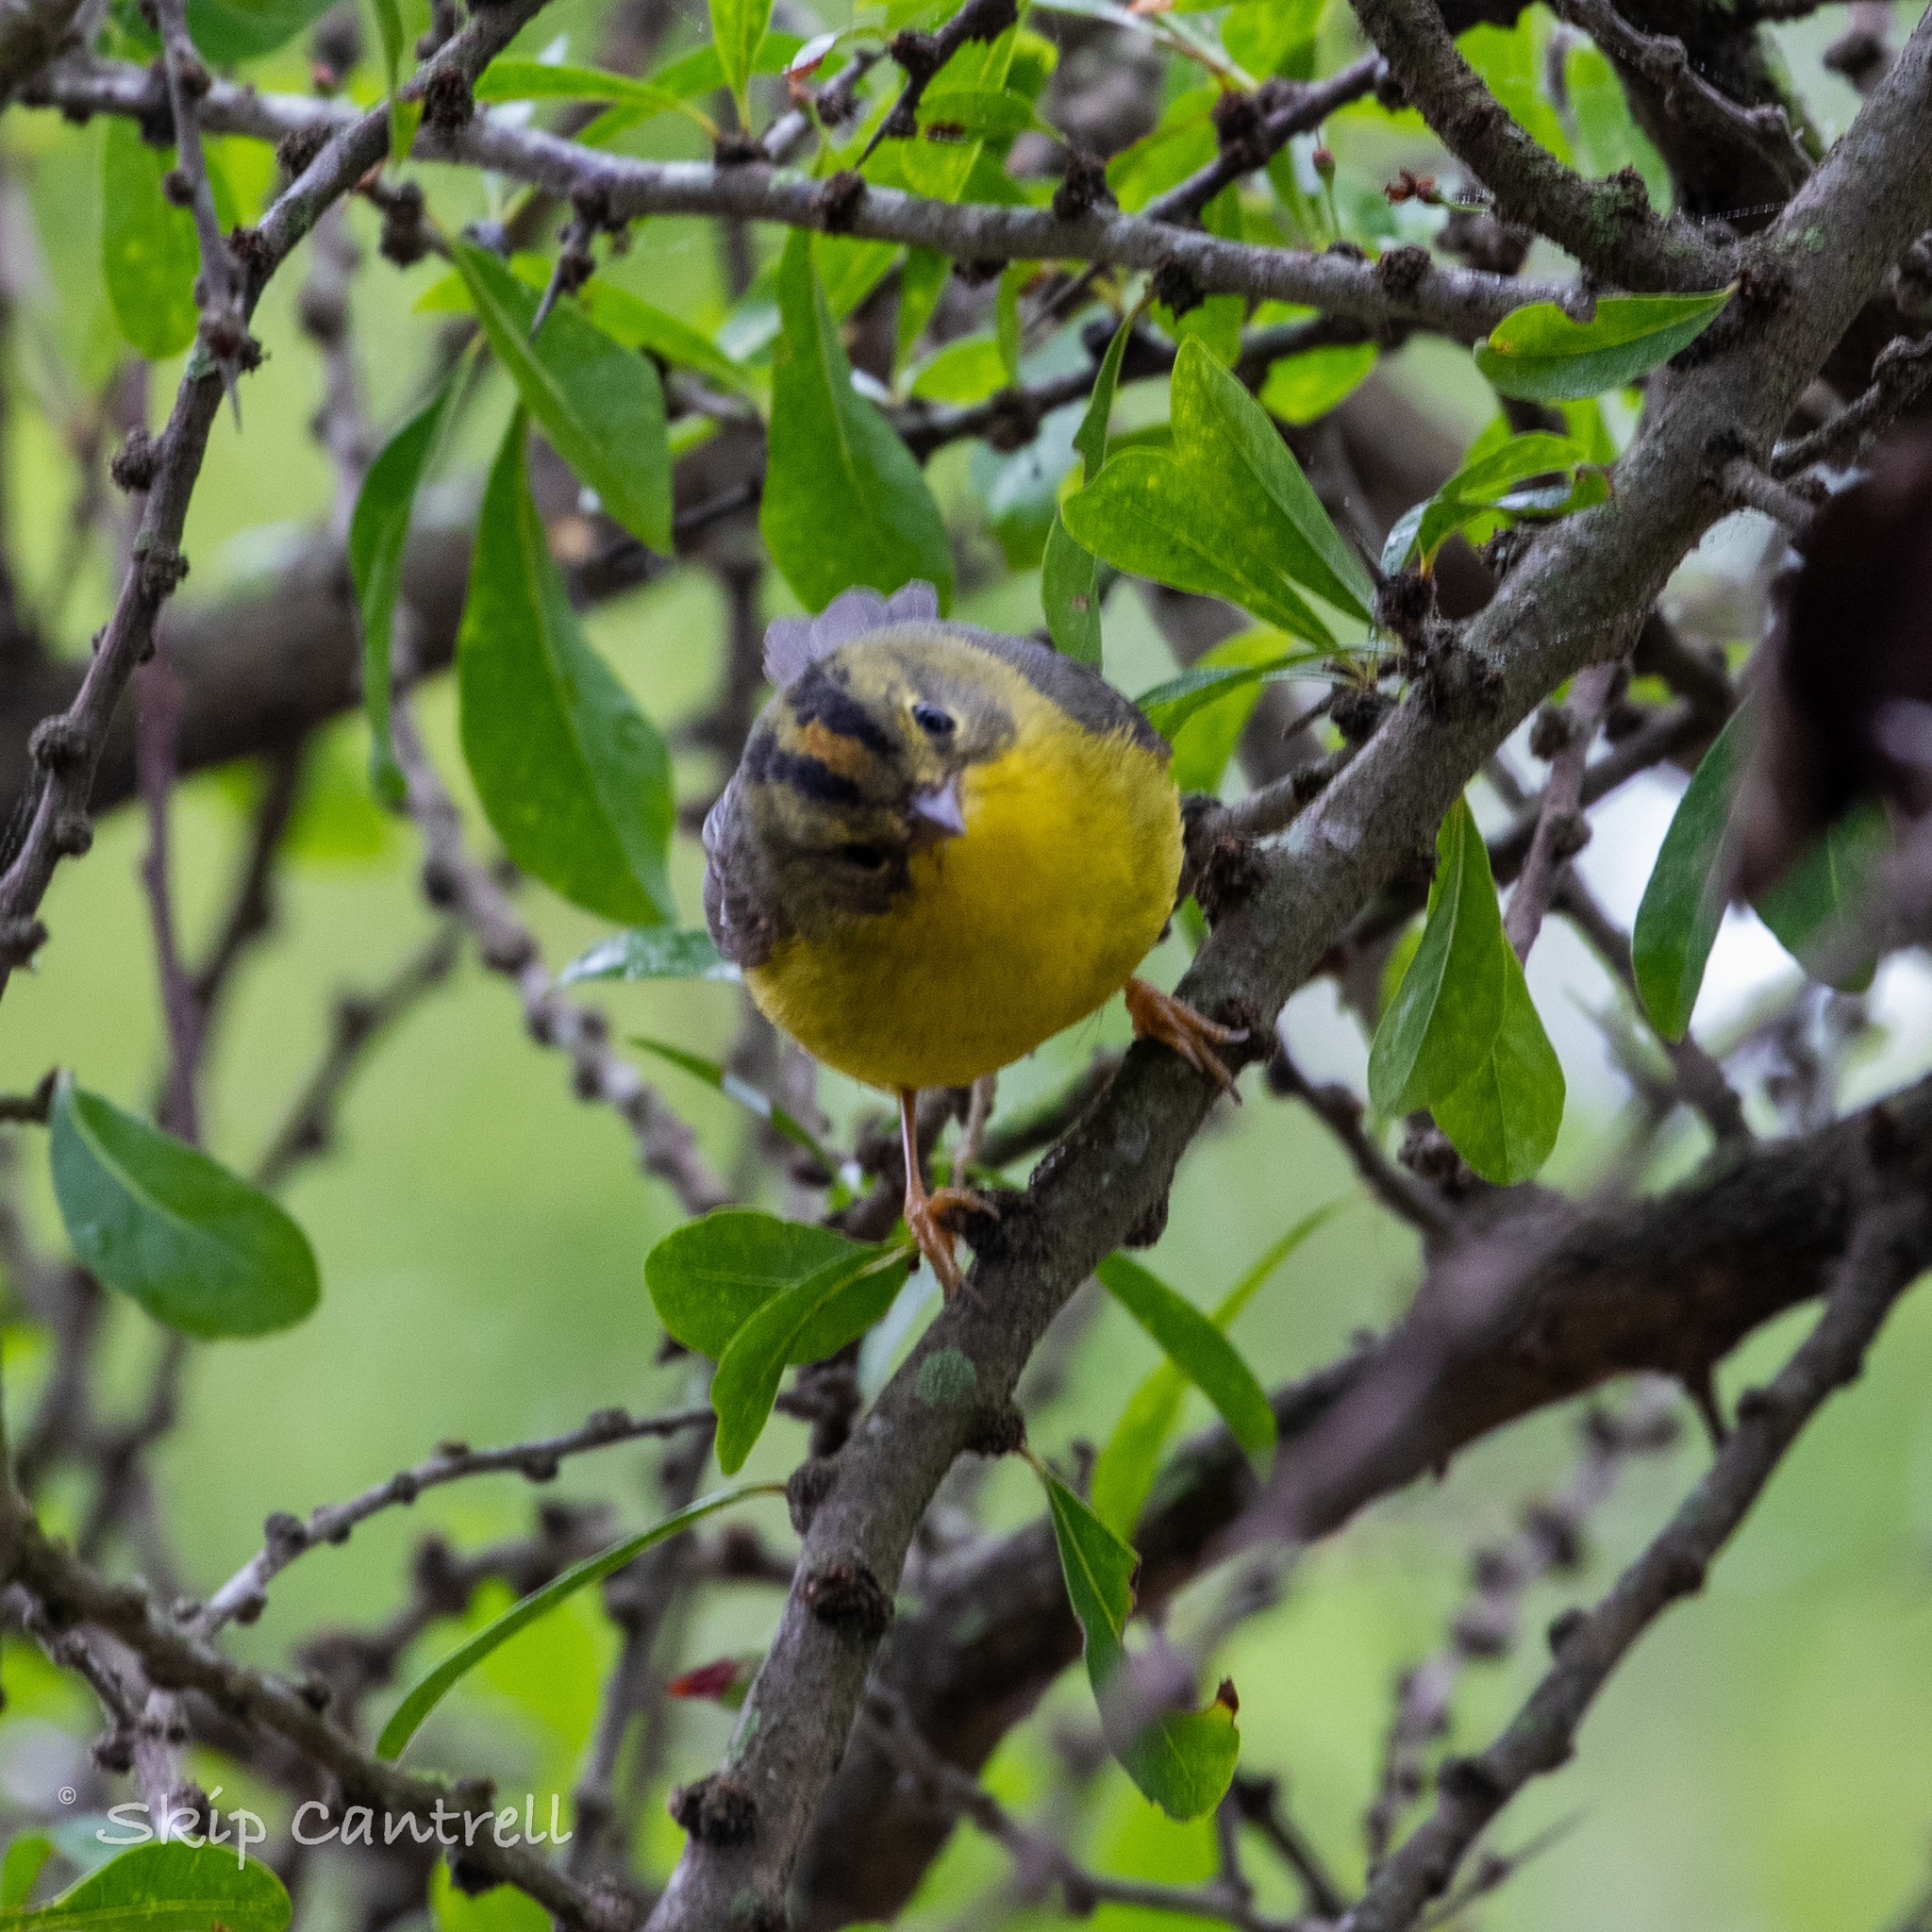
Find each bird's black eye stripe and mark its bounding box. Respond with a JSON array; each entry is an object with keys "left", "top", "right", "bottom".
[
  {"left": 837, "top": 842, "right": 889, "bottom": 869},
  {"left": 789, "top": 664, "right": 896, "bottom": 757},
  {"left": 912, "top": 701, "right": 955, "bottom": 737}
]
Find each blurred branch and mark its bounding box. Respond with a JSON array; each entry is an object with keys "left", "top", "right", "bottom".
[
  {"left": 1347, "top": 1198, "right": 1929, "bottom": 1932},
  {"left": 1772, "top": 330, "right": 1932, "bottom": 476}
]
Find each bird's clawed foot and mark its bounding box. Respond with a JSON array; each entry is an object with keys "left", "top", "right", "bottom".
[
  {"left": 904, "top": 1182, "right": 994, "bottom": 1299},
  {"left": 1124, "top": 976, "right": 1247, "bottom": 1098},
  {"left": 898, "top": 1088, "right": 999, "bottom": 1298}
]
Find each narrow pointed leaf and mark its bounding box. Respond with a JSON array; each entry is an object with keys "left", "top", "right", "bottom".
[
  {"left": 0, "top": 1838, "right": 55, "bottom": 1912},
  {"left": 708, "top": 0, "right": 772, "bottom": 117},
  {"left": 579, "top": 283, "right": 753, "bottom": 392},
  {"left": 1752, "top": 799, "right": 1890, "bottom": 992},
  {"left": 1039, "top": 1470, "right": 1241, "bottom": 1819},
  {"left": 457, "top": 411, "right": 675, "bottom": 924},
  {"left": 49, "top": 1074, "right": 319, "bottom": 1339},
  {"left": 1632, "top": 707, "right": 1750, "bottom": 1041},
  {"left": 761, "top": 229, "right": 953, "bottom": 613},
  {"left": 349, "top": 371, "right": 458, "bottom": 804},
  {"left": 1095, "top": 1256, "right": 1274, "bottom": 1470},
  {"left": 629, "top": 1036, "right": 841, "bottom": 1174},
  {"left": 1475, "top": 287, "right": 1734, "bottom": 401},
  {"left": 368, "top": 0, "right": 413, "bottom": 165},
  {"left": 452, "top": 243, "right": 671, "bottom": 552},
  {"left": 1368, "top": 797, "right": 1508, "bottom": 1112},
  {"left": 1041, "top": 513, "right": 1103, "bottom": 663},
  {"left": 1073, "top": 306, "right": 1137, "bottom": 481},
  {"left": 376, "top": 1485, "right": 780, "bottom": 1759},
  {"left": 1430, "top": 945, "right": 1564, "bottom": 1183},
  {"left": 711, "top": 1245, "right": 912, "bottom": 1471},
  {"left": 473, "top": 59, "right": 686, "bottom": 110},
  {"left": 1091, "top": 1202, "right": 1339, "bottom": 1537},
  {"left": 559, "top": 928, "right": 738, "bottom": 985},
  {"left": 1136, "top": 649, "right": 1316, "bottom": 740}
]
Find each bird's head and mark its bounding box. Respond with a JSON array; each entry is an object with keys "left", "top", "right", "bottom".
[{"left": 739, "top": 627, "right": 1021, "bottom": 918}]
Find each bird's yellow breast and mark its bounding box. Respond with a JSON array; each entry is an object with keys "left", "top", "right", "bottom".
[{"left": 745, "top": 701, "right": 1181, "bottom": 1092}]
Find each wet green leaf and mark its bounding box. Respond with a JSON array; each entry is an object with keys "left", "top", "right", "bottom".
[
  {"left": 1038, "top": 1469, "right": 1241, "bottom": 1819},
  {"left": 1430, "top": 944, "right": 1564, "bottom": 1183},
  {"left": 645, "top": 1209, "right": 882, "bottom": 1359},
  {"left": 1632, "top": 708, "right": 1749, "bottom": 1041},
  {"left": 1096, "top": 1256, "right": 1274, "bottom": 1470},
  {"left": 0, "top": 1841, "right": 290, "bottom": 1932},
  {"left": 49, "top": 1074, "right": 319, "bottom": 1340},
  {"left": 100, "top": 122, "right": 198, "bottom": 360},
  {"left": 457, "top": 411, "right": 675, "bottom": 924},
  {"left": 348, "top": 370, "right": 459, "bottom": 805},
  {"left": 1754, "top": 800, "right": 1890, "bottom": 992},
  {"left": 711, "top": 1245, "right": 912, "bottom": 1471},
  {"left": 1368, "top": 796, "right": 1507, "bottom": 1113},
  {"left": 452, "top": 243, "right": 671, "bottom": 553},
  {"left": 1091, "top": 1203, "right": 1342, "bottom": 1538},
  {"left": 761, "top": 230, "right": 953, "bottom": 612}
]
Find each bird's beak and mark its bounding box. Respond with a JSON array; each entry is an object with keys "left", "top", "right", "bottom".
[{"left": 907, "top": 774, "right": 967, "bottom": 846}]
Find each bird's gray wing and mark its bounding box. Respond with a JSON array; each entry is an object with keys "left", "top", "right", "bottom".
[{"left": 701, "top": 772, "right": 787, "bottom": 971}]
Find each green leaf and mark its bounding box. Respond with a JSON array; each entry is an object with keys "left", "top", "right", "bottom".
[
  {"left": 1475, "top": 288, "right": 1735, "bottom": 401},
  {"left": 1412, "top": 431, "right": 1591, "bottom": 569},
  {"left": 1, "top": 1839, "right": 54, "bottom": 1912},
  {"left": 761, "top": 230, "right": 953, "bottom": 613},
  {"left": 1074, "top": 307, "right": 1137, "bottom": 482},
  {"left": 368, "top": 0, "right": 412, "bottom": 165},
  {"left": 1041, "top": 514, "right": 1103, "bottom": 664},
  {"left": 1063, "top": 340, "right": 1374, "bottom": 641},
  {"left": 559, "top": 928, "right": 737, "bottom": 985},
  {"left": 907, "top": 333, "right": 1008, "bottom": 406},
  {"left": 0, "top": 1842, "right": 291, "bottom": 1932},
  {"left": 579, "top": 283, "right": 753, "bottom": 393},
  {"left": 451, "top": 243, "right": 672, "bottom": 553},
  {"left": 645, "top": 1209, "right": 881, "bottom": 1358},
  {"left": 1753, "top": 800, "right": 1890, "bottom": 992},
  {"left": 49, "top": 1074, "right": 319, "bottom": 1340},
  {"left": 1259, "top": 341, "right": 1377, "bottom": 425},
  {"left": 100, "top": 122, "right": 198, "bottom": 361},
  {"left": 1368, "top": 796, "right": 1508, "bottom": 1114},
  {"left": 376, "top": 1484, "right": 779, "bottom": 1760},
  {"left": 1038, "top": 1470, "right": 1241, "bottom": 1819},
  {"left": 637, "top": 30, "right": 805, "bottom": 101},
  {"left": 1162, "top": 627, "right": 1301, "bottom": 794},
  {"left": 1631, "top": 708, "right": 1750, "bottom": 1041},
  {"left": 629, "top": 1037, "right": 841, "bottom": 1174},
  {"left": 1155, "top": 186, "right": 1241, "bottom": 368},
  {"left": 1096, "top": 1256, "right": 1274, "bottom": 1471},
  {"left": 187, "top": 0, "right": 337, "bottom": 62},
  {"left": 473, "top": 59, "right": 686, "bottom": 112},
  {"left": 1137, "top": 647, "right": 1316, "bottom": 740},
  {"left": 994, "top": 262, "right": 1025, "bottom": 386},
  {"left": 457, "top": 411, "right": 675, "bottom": 924},
  {"left": 1091, "top": 1203, "right": 1337, "bottom": 1537},
  {"left": 711, "top": 1244, "right": 912, "bottom": 1471},
  {"left": 708, "top": 0, "right": 772, "bottom": 120},
  {"left": 920, "top": 87, "right": 1039, "bottom": 141},
  {"left": 1430, "top": 943, "right": 1564, "bottom": 1183},
  {"left": 428, "top": 1862, "right": 546, "bottom": 1932},
  {"left": 894, "top": 247, "right": 951, "bottom": 375},
  {"left": 348, "top": 371, "right": 459, "bottom": 805}
]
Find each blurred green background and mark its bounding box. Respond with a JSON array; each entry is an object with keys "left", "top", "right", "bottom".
[{"left": 3, "top": 2, "right": 1932, "bottom": 1926}]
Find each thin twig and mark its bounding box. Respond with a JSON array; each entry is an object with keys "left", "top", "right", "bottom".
[
  {"left": 1772, "top": 331, "right": 1932, "bottom": 476},
  {"left": 1505, "top": 661, "right": 1618, "bottom": 961},
  {"left": 193, "top": 1401, "right": 715, "bottom": 1636}
]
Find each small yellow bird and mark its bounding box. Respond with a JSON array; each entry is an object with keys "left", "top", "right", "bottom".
[{"left": 703, "top": 583, "right": 1244, "bottom": 1291}]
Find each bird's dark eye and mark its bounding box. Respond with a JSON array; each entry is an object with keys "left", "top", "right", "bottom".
[
  {"left": 911, "top": 701, "right": 955, "bottom": 738},
  {"left": 837, "top": 842, "right": 889, "bottom": 869}
]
